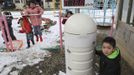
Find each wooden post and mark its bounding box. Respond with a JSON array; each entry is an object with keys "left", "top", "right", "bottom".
[
  {"left": 132, "top": 15, "right": 134, "bottom": 26},
  {"left": 117, "top": 0, "right": 124, "bottom": 27},
  {"left": 126, "top": 0, "right": 133, "bottom": 24},
  {"left": 118, "top": 0, "right": 124, "bottom": 20}
]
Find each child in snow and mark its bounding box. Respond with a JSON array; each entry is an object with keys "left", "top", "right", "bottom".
[
  {"left": 24, "top": 1, "right": 44, "bottom": 42},
  {"left": 18, "top": 16, "right": 35, "bottom": 48},
  {"left": 96, "top": 37, "right": 121, "bottom": 75},
  {"left": 2, "top": 11, "right": 16, "bottom": 43},
  {"left": 62, "top": 11, "right": 73, "bottom": 24}
]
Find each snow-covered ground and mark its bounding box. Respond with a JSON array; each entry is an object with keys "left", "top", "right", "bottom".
[
  {"left": 0, "top": 9, "right": 114, "bottom": 75},
  {"left": 0, "top": 11, "right": 63, "bottom": 75}
]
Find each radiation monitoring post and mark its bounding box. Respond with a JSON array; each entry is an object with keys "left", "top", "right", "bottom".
[{"left": 62, "top": 0, "right": 94, "bottom": 8}]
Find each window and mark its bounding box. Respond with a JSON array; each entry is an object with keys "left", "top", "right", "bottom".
[{"left": 64, "top": 0, "right": 85, "bottom": 6}]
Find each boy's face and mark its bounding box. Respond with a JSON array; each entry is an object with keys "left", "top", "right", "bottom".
[{"left": 102, "top": 42, "right": 114, "bottom": 56}]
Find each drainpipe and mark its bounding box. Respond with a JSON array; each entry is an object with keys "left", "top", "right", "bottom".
[{"left": 64, "top": 14, "right": 97, "bottom": 75}]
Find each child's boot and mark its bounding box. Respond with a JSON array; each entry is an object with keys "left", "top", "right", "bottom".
[
  {"left": 31, "top": 39, "right": 35, "bottom": 45},
  {"left": 26, "top": 45, "right": 30, "bottom": 49},
  {"left": 26, "top": 41, "right": 30, "bottom": 49},
  {"left": 36, "top": 35, "right": 39, "bottom": 42},
  {"left": 39, "top": 35, "right": 43, "bottom": 42}
]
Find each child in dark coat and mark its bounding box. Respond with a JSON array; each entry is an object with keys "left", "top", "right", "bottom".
[
  {"left": 96, "top": 37, "right": 121, "bottom": 75},
  {"left": 62, "top": 11, "right": 73, "bottom": 24},
  {"left": 2, "top": 11, "right": 16, "bottom": 42}
]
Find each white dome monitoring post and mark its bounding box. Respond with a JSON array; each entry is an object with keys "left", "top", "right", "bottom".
[{"left": 64, "top": 14, "right": 97, "bottom": 75}]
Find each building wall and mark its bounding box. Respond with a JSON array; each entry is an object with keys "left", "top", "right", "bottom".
[
  {"left": 115, "top": 21, "right": 134, "bottom": 69},
  {"left": 115, "top": 0, "right": 134, "bottom": 69}
]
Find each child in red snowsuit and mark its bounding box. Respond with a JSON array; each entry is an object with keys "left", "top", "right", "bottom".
[{"left": 18, "top": 16, "right": 35, "bottom": 48}]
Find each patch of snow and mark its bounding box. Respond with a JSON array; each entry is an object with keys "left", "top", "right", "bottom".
[
  {"left": 58, "top": 71, "right": 66, "bottom": 75},
  {"left": 9, "top": 71, "right": 19, "bottom": 75}
]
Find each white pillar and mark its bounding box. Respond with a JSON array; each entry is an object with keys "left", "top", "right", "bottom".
[
  {"left": 12, "top": 0, "right": 15, "bottom": 3},
  {"left": 19, "top": 0, "right": 22, "bottom": 3},
  {"left": 64, "top": 14, "right": 97, "bottom": 75},
  {"left": 43, "top": 0, "right": 46, "bottom": 8}
]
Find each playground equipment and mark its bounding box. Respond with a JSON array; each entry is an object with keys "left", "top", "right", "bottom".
[
  {"left": 0, "top": 16, "right": 23, "bottom": 51},
  {"left": 0, "top": 16, "right": 14, "bottom": 51},
  {"left": 0, "top": 10, "right": 58, "bottom": 51},
  {"left": 59, "top": 0, "right": 63, "bottom": 52},
  {"left": 64, "top": 14, "right": 97, "bottom": 75}
]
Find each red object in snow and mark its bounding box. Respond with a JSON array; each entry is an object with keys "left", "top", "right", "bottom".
[{"left": 20, "top": 16, "right": 32, "bottom": 33}]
